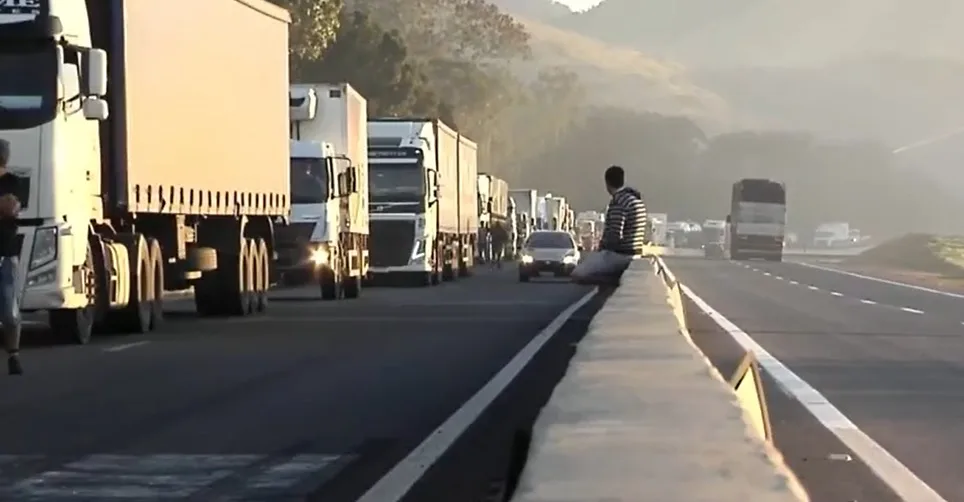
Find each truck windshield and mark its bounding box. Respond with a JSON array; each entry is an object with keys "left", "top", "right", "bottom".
[
  {"left": 0, "top": 44, "right": 57, "bottom": 129},
  {"left": 370, "top": 163, "right": 423, "bottom": 200},
  {"left": 290, "top": 158, "right": 328, "bottom": 204}
]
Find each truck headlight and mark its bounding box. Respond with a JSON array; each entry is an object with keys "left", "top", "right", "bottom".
[
  {"left": 563, "top": 254, "right": 578, "bottom": 264},
  {"left": 310, "top": 245, "right": 328, "bottom": 265},
  {"left": 29, "top": 226, "right": 57, "bottom": 270},
  {"left": 521, "top": 254, "right": 533, "bottom": 263}
]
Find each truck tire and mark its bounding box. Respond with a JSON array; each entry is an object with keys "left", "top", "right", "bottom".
[
  {"left": 49, "top": 241, "right": 100, "bottom": 344},
  {"left": 319, "top": 267, "right": 339, "bottom": 300},
  {"left": 196, "top": 237, "right": 246, "bottom": 316},
  {"left": 111, "top": 234, "right": 151, "bottom": 334},
  {"left": 343, "top": 274, "right": 361, "bottom": 298},
  {"left": 242, "top": 239, "right": 257, "bottom": 314},
  {"left": 254, "top": 238, "right": 269, "bottom": 312},
  {"left": 148, "top": 238, "right": 164, "bottom": 330}
]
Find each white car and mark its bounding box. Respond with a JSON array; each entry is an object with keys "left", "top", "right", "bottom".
[{"left": 518, "top": 230, "right": 581, "bottom": 282}]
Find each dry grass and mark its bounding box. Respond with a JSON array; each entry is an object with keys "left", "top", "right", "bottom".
[
  {"left": 511, "top": 15, "right": 733, "bottom": 128},
  {"left": 848, "top": 233, "right": 964, "bottom": 277}
]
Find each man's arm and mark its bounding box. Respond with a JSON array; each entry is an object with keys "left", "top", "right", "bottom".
[{"left": 599, "top": 199, "right": 626, "bottom": 251}]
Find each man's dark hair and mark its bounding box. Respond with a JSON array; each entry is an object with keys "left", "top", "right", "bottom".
[
  {"left": 604, "top": 165, "right": 624, "bottom": 188},
  {"left": 0, "top": 139, "right": 8, "bottom": 168}
]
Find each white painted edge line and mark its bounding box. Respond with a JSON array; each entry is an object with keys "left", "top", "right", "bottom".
[
  {"left": 103, "top": 341, "right": 150, "bottom": 352},
  {"left": 680, "top": 283, "right": 947, "bottom": 502},
  {"left": 900, "top": 307, "right": 924, "bottom": 314},
  {"left": 357, "top": 288, "right": 599, "bottom": 502},
  {"left": 793, "top": 261, "right": 964, "bottom": 299}
]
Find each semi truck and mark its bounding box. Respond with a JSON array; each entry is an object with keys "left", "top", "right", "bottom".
[
  {"left": 509, "top": 189, "right": 537, "bottom": 251},
  {"left": 547, "top": 197, "right": 568, "bottom": 230},
  {"left": 0, "top": 0, "right": 290, "bottom": 344},
  {"left": 477, "top": 173, "right": 509, "bottom": 262},
  {"left": 367, "top": 118, "right": 476, "bottom": 284},
  {"left": 727, "top": 178, "right": 786, "bottom": 261},
  {"left": 283, "top": 83, "right": 369, "bottom": 299}
]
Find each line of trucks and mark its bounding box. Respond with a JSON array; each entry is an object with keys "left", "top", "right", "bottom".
[{"left": 0, "top": 0, "right": 582, "bottom": 345}]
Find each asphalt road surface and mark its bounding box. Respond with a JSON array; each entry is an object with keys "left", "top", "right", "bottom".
[
  {"left": 668, "top": 256, "right": 964, "bottom": 501},
  {"left": 0, "top": 267, "right": 591, "bottom": 501}
]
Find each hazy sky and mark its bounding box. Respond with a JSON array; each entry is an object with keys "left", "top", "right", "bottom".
[{"left": 555, "top": 0, "right": 603, "bottom": 11}]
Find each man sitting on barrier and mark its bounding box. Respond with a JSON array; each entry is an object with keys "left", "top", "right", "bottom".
[{"left": 572, "top": 165, "right": 648, "bottom": 285}]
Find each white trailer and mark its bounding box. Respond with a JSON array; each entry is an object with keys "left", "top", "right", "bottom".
[
  {"left": 0, "top": 0, "right": 290, "bottom": 343},
  {"left": 284, "top": 83, "right": 369, "bottom": 299}
]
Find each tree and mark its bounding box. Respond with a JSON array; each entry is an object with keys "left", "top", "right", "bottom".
[
  {"left": 298, "top": 10, "right": 454, "bottom": 120},
  {"left": 271, "top": 0, "right": 344, "bottom": 77},
  {"left": 356, "top": 0, "right": 530, "bottom": 62}
]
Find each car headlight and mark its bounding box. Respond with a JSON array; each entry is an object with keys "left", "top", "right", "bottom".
[
  {"left": 562, "top": 254, "right": 578, "bottom": 264},
  {"left": 29, "top": 226, "right": 57, "bottom": 270},
  {"left": 310, "top": 245, "right": 328, "bottom": 265},
  {"left": 521, "top": 255, "right": 533, "bottom": 263}
]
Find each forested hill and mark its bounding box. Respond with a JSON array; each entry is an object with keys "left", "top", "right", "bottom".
[{"left": 270, "top": 0, "right": 964, "bottom": 237}]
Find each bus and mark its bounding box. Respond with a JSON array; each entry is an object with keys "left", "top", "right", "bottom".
[{"left": 727, "top": 179, "right": 786, "bottom": 261}]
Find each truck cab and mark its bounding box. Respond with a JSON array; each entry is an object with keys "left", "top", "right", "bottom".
[
  {"left": 0, "top": 3, "right": 107, "bottom": 320},
  {"left": 284, "top": 84, "right": 367, "bottom": 299},
  {"left": 368, "top": 121, "right": 441, "bottom": 284}
]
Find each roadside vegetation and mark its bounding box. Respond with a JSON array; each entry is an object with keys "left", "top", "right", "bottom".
[{"left": 848, "top": 234, "right": 964, "bottom": 277}]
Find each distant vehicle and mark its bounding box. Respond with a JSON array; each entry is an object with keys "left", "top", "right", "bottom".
[
  {"left": 518, "top": 231, "right": 580, "bottom": 282},
  {"left": 727, "top": 179, "right": 786, "bottom": 261},
  {"left": 813, "top": 222, "right": 851, "bottom": 248},
  {"left": 701, "top": 219, "right": 726, "bottom": 259},
  {"left": 649, "top": 213, "right": 668, "bottom": 246}
]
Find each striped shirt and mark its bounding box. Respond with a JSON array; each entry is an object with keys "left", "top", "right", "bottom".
[{"left": 600, "top": 186, "right": 648, "bottom": 255}]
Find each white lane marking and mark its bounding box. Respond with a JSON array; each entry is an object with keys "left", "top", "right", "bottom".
[
  {"left": 357, "top": 289, "right": 598, "bottom": 501},
  {"left": 681, "top": 284, "right": 948, "bottom": 501},
  {"left": 763, "top": 272, "right": 771, "bottom": 276},
  {"left": 5, "top": 454, "right": 343, "bottom": 499},
  {"left": 861, "top": 299, "right": 877, "bottom": 305},
  {"left": 831, "top": 291, "right": 843, "bottom": 297},
  {"left": 900, "top": 307, "right": 924, "bottom": 314},
  {"left": 793, "top": 261, "right": 964, "bottom": 299},
  {"left": 789, "top": 280, "right": 799, "bottom": 285},
  {"left": 774, "top": 276, "right": 783, "bottom": 280},
  {"left": 808, "top": 285, "right": 819, "bottom": 290},
  {"left": 103, "top": 341, "right": 150, "bottom": 352}
]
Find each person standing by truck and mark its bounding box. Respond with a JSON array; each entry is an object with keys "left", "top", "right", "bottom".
[{"left": 0, "top": 140, "right": 22, "bottom": 375}]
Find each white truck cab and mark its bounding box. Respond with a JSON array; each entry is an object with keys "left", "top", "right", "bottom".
[
  {"left": 0, "top": 2, "right": 107, "bottom": 313},
  {"left": 284, "top": 84, "right": 368, "bottom": 299},
  {"left": 368, "top": 121, "right": 440, "bottom": 282}
]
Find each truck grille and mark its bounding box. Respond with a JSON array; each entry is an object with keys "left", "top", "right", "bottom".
[
  {"left": 370, "top": 220, "right": 415, "bottom": 267},
  {"left": 275, "top": 222, "right": 315, "bottom": 266}
]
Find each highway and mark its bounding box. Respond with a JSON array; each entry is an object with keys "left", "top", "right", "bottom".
[
  {"left": 668, "top": 256, "right": 964, "bottom": 501},
  {"left": 0, "top": 267, "right": 592, "bottom": 501}
]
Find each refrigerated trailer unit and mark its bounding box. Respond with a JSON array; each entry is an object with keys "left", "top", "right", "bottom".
[
  {"left": 0, "top": 0, "right": 291, "bottom": 343},
  {"left": 284, "top": 83, "right": 369, "bottom": 300}
]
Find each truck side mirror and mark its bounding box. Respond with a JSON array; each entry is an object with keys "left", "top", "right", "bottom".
[
  {"left": 725, "top": 214, "right": 731, "bottom": 223},
  {"left": 82, "top": 98, "right": 108, "bottom": 120},
  {"left": 84, "top": 49, "right": 108, "bottom": 96}
]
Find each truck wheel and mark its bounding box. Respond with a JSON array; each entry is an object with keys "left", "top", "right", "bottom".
[
  {"left": 148, "top": 238, "right": 164, "bottom": 330},
  {"left": 112, "top": 234, "right": 151, "bottom": 333},
  {"left": 343, "top": 274, "right": 361, "bottom": 299},
  {"left": 242, "top": 239, "right": 257, "bottom": 314},
  {"left": 49, "top": 308, "right": 95, "bottom": 345},
  {"left": 319, "top": 267, "right": 339, "bottom": 300},
  {"left": 254, "top": 238, "right": 269, "bottom": 312}
]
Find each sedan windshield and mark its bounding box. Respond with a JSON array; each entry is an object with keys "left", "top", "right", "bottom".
[{"left": 526, "top": 232, "right": 574, "bottom": 249}]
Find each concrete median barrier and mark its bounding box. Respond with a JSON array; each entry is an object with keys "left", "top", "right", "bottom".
[{"left": 510, "top": 258, "right": 808, "bottom": 502}]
